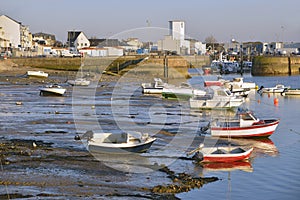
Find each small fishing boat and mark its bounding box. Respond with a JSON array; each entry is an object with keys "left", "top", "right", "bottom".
[
  {"left": 77, "top": 131, "right": 156, "bottom": 154},
  {"left": 281, "top": 88, "right": 300, "bottom": 95},
  {"left": 67, "top": 78, "right": 90, "bottom": 86},
  {"left": 258, "top": 84, "right": 290, "bottom": 93},
  {"left": 67, "top": 56, "right": 90, "bottom": 86},
  {"left": 188, "top": 144, "right": 253, "bottom": 163},
  {"left": 162, "top": 82, "right": 206, "bottom": 100},
  {"left": 141, "top": 78, "right": 166, "bottom": 94},
  {"left": 226, "top": 77, "right": 256, "bottom": 90},
  {"left": 204, "top": 110, "right": 280, "bottom": 138},
  {"left": 189, "top": 87, "right": 244, "bottom": 109},
  {"left": 27, "top": 71, "right": 48, "bottom": 78},
  {"left": 40, "top": 84, "right": 66, "bottom": 96}
]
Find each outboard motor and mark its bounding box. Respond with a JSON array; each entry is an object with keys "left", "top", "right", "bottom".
[{"left": 257, "top": 85, "right": 264, "bottom": 94}]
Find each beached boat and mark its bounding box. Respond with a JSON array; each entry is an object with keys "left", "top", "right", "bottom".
[
  {"left": 78, "top": 131, "right": 156, "bottom": 154},
  {"left": 27, "top": 71, "right": 48, "bottom": 78},
  {"left": 162, "top": 82, "right": 206, "bottom": 100},
  {"left": 67, "top": 56, "right": 90, "bottom": 86},
  {"left": 281, "top": 88, "right": 300, "bottom": 95},
  {"left": 258, "top": 84, "right": 290, "bottom": 93},
  {"left": 67, "top": 78, "right": 90, "bottom": 86},
  {"left": 141, "top": 78, "right": 166, "bottom": 94},
  {"left": 189, "top": 87, "right": 244, "bottom": 109},
  {"left": 189, "top": 144, "right": 253, "bottom": 163},
  {"left": 40, "top": 84, "right": 66, "bottom": 96},
  {"left": 207, "top": 110, "right": 280, "bottom": 138}
]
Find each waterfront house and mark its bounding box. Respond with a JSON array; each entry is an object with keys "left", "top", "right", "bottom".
[{"left": 67, "top": 31, "right": 90, "bottom": 51}]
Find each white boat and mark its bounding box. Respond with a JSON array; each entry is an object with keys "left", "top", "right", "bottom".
[
  {"left": 78, "top": 131, "right": 156, "bottom": 154},
  {"left": 189, "top": 87, "right": 244, "bottom": 109},
  {"left": 162, "top": 82, "right": 206, "bottom": 100},
  {"left": 188, "top": 144, "right": 253, "bottom": 163},
  {"left": 40, "top": 84, "right": 66, "bottom": 96},
  {"left": 27, "top": 71, "right": 48, "bottom": 78},
  {"left": 224, "top": 77, "right": 256, "bottom": 90},
  {"left": 281, "top": 88, "right": 300, "bottom": 95},
  {"left": 67, "top": 78, "right": 90, "bottom": 86},
  {"left": 206, "top": 110, "right": 280, "bottom": 138},
  {"left": 258, "top": 84, "right": 290, "bottom": 93},
  {"left": 67, "top": 55, "right": 90, "bottom": 86},
  {"left": 141, "top": 78, "right": 166, "bottom": 94}
]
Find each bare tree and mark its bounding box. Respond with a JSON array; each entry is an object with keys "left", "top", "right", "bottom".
[{"left": 205, "top": 35, "right": 217, "bottom": 44}]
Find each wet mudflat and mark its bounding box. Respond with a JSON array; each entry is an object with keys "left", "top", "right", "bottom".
[
  {"left": 0, "top": 69, "right": 221, "bottom": 199},
  {"left": 1, "top": 68, "right": 297, "bottom": 199}
]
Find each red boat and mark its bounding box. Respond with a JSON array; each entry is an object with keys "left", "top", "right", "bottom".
[
  {"left": 209, "top": 111, "right": 280, "bottom": 138},
  {"left": 191, "top": 144, "right": 253, "bottom": 163},
  {"left": 204, "top": 80, "right": 224, "bottom": 87}
]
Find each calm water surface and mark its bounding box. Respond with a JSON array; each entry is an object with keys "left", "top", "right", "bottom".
[{"left": 178, "top": 74, "right": 300, "bottom": 200}]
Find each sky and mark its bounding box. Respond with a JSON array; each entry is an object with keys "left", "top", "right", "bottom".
[{"left": 1, "top": 0, "right": 299, "bottom": 43}]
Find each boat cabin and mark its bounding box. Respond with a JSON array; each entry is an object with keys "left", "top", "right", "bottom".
[{"left": 239, "top": 112, "right": 260, "bottom": 127}]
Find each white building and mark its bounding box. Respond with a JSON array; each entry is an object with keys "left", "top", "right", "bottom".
[
  {"left": 67, "top": 31, "right": 90, "bottom": 51},
  {"left": 79, "top": 47, "right": 108, "bottom": 57},
  {"left": 0, "top": 15, "right": 21, "bottom": 49},
  {"left": 169, "top": 20, "right": 185, "bottom": 42},
  {"left": 158, "top": 20, "right": 190, "bottom": 55}
]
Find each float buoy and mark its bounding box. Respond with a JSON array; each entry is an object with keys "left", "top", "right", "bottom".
[{"left": 274, "top": 98, "right": 279, "bottom": 106}]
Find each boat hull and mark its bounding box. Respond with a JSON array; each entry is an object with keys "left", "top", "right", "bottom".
[
  {"left": 162, "top": 88, "right": 205, "bottom": 100},
  {"left": 204, "top": 81, "right": 223, "bottom": 87},
  {"left": 194, "top": 147, "right": 253, "bottom": 163},
  {"left": 202, "top": 148, "right": 253, "bottom": 163},
  {"left": 211, "top": 119, "right": 280, "bottom": 138},
  {"left": 67, "top": 79, "right": 90, "bottom": 86},
  {"left": 88, "top": 138, "right": 156, "bottom": 154},
  {"left": 40, "top": 88, "right": 66, "bottom": 96},
  {"left": 142, "top": 88, "right": 163, "bottom": 94},
  {"left": 27, "top": 71, "right": 48, "bottom": 78},
  {"left": 190, "top": 98, "right": 244, "bottom": 109}
]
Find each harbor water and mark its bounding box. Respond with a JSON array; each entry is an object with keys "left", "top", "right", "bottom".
[{"left": 0, "top": 71, "right": 299, "bottom": 199}]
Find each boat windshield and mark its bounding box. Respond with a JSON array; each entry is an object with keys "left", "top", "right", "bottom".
[{"left": 241, "top": 112, "right": 256, "bottom": 120}]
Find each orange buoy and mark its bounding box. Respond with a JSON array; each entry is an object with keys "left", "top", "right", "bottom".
[{"left": 274, "top": 98, "right": 279, "bottom": 106}]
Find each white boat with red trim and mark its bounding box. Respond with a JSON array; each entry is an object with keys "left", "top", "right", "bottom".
[
  {"left": 189, "top": 144, "right": 253, "bottom": 163},
  {"left": 208, "top": 111, "right": 280, "bottom": 138}
]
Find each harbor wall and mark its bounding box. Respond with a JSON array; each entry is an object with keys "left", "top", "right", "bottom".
[
  {"left": 10, "top": 55, "right": 210, "bottom": 79},
  {"left": 252, "top": 56, "right": 300, "bottom": 76}
]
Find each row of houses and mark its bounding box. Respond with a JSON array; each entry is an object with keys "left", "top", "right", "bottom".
[{"left": 1, "top": 14, "right": 299, "bottom": 58}]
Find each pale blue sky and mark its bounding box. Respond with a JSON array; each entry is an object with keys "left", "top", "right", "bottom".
[{"left": 1, "top": 0, "right": 299, "bottom": 43}]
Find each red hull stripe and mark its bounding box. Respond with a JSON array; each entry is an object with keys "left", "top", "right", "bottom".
[{"left": 202, "top": 153, "right": 252, "bottom": 163}]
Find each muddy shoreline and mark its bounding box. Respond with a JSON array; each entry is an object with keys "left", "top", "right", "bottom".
[{"left": 0, "top": 63, "right": 220, "bottom": 199}]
